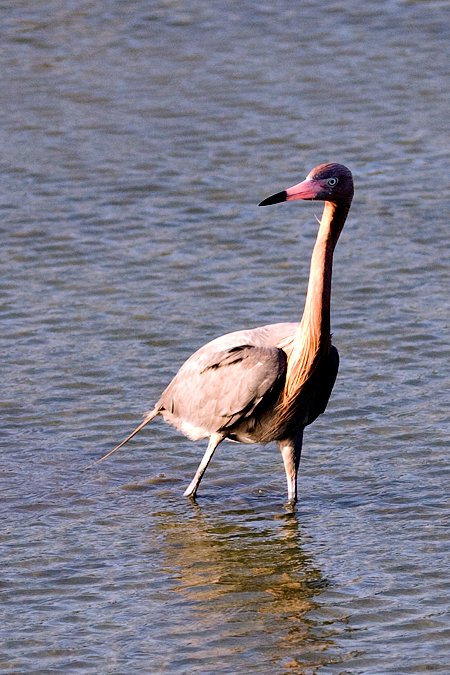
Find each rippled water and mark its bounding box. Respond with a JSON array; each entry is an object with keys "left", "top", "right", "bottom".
[{"left": 2, "top": 0, "right": 450, "bottom": 673}]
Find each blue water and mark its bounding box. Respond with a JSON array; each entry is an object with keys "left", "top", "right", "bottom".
[{"left": 2, "top": 0, "right": 450, "bottom": 672}]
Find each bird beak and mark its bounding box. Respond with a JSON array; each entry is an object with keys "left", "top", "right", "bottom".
[{"left": 259, "top": 178, "right": 322, "bottom": 206}]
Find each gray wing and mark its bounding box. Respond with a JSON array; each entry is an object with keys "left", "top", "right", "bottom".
[
  {"left": 158, "top": 344, "right": 287, "bottom": 438},
  {"left": 200, "top": 322, "right": 299, "bottom": 352}
]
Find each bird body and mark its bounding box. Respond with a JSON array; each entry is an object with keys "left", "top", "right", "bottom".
[
  {"left": 157, "top": 321, "right": 338, "bottom": 443},
  {"left": 86, "top": 163, "right": 354, "bottom": 504},
  {"left": 158, "top": 323, "right": 294, "bottom": 443}
]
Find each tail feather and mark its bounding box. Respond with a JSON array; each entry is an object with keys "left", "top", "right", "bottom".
[{"left": 82, "top": 408, "right": 159, "bottom": 471}]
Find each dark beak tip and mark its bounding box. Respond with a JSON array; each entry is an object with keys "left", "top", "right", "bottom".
[{"left": 258, "top": 190, "right": 288, "bottom": 207}]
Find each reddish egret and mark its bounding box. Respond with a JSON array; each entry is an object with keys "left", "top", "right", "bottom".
[{"left": 85, "top": 163, "right": 354, "bottom": 504}]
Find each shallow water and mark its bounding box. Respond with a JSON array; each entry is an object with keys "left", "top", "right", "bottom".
[{"left": 2, "top": 0, "right": 450, "bottom": 673}]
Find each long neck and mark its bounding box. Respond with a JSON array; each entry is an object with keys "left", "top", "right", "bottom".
[
  {"left": 284, "top": 200, "right": 348, "bottom": 399},
  {"left": 299, "top": 201, "right": 342, "bottom": 342}
]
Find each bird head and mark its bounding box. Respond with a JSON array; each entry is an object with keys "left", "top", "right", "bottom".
[{"left": 259, "top": 163, "right": 353, "bottom": 207}]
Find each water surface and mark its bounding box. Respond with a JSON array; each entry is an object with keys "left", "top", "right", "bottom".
[{"left": 2, "top": 1, "right": 450, "bottom": 673}]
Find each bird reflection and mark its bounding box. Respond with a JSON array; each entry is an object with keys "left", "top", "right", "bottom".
[{"left": 153, "top": 503, "right": 343, "bottom": 671}]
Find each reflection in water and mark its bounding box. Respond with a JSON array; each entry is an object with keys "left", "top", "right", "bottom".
[{"left": 155, "top": 503, "right": 341, "bottom": 672}]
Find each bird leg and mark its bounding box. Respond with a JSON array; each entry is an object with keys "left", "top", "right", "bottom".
[
  {"left": 82, "top": 408, "right": 159, "bottom": 471},
  {"left": 278, "top": 429, "right": 304, "bottom": 504},
  {"left": 183, "top": 433, "right": 225, "bottom": 498}
]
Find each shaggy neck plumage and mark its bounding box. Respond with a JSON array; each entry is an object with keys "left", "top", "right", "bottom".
[{"left": 272, "top": 200, "right": 349, "bottom": 436}]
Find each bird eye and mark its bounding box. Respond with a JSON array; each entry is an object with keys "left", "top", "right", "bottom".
[{"left": 327, "top": 177, "right": 338, "bottom": 187}]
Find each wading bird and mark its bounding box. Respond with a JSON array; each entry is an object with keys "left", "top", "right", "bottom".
[{"left": 85, "top": 163, "right": 354, "bottom": 504}]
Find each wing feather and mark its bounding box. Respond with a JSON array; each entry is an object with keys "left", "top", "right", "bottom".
[{"left": 158, "top": 344, "right": 286, "bottom": 437}]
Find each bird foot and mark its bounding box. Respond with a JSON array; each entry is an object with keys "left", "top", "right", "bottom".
[
  {"left": 183, "top": 484, "right": 197, "bottom": 498},
  {"left": 284, "top": 497, "right": 297, "bottom": 512}
]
